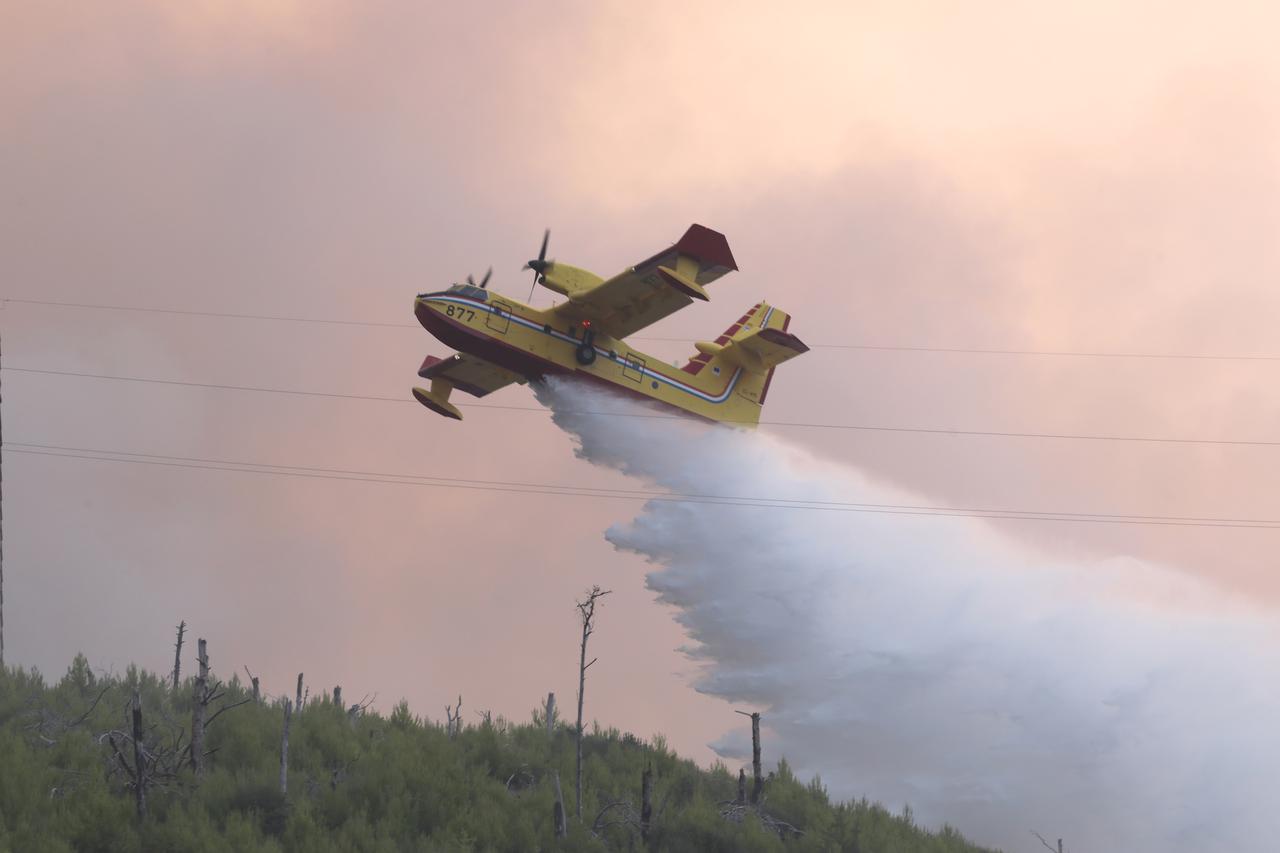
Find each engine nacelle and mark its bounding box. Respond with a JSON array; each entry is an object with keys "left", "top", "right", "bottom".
[{"left": 540, "top": 263, "right": 603, "bottom": 298}]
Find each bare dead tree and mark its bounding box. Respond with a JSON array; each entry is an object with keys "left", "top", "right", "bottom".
[
  {"left": 552, "top": 770, "right": 568, "bottom": 839},
  {"left": 1032, "top": 831, "right": 1065, "bottom": 853},
  {"left": 333, "top": 685, "right": 341, "bottom": 709},
  {"left": 279, "top": 698, "right": 292, "bottom": 795},
  {"left": 295, "top": 673, "right": 304, "bottom": 715},
  {"left": 186, "top": 638, "right": 248, "bottom": 776},
  {"left": 445, "top": 695, "right": 462, "bottom": 737},
  {"left": 734, "top": 710, "right": 764, "bottom": 805},
  {"left": 574, "top": 586, "right": 611, "bottom": 821},
  {"left": 171, "top": 621, "right": 185, "bottom": 690},
  {"left": 130, "top": 692, "right": 146, "bottom": 816},
  {"left": 640, "top": 765, "right": 654, "bottom": 843},
  {"left": 544, "top": 692, "right": 556, "bottom": 736},
  {"left": 243, "top": 666, "right": 260, "bottom": 703},
  {"left": 102, "top": 690, "right": 183, "bottom": 819},
  {"left": 190, "top": 639, "right": 210, "bottom": 776},
  {"left": 717, "top": 710, "right": 802, "bottom": 838}
]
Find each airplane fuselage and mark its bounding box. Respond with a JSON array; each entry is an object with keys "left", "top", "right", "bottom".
[{"left": 414, "top": 288, "right": 769, "bottom": 423}]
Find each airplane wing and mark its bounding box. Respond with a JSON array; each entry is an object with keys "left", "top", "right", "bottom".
[
  {"left": 417, "top": 352, "right": 524, "bottom": 397},
  {"left": 561, "top": 224, "right": 738, "bottom": 340}
]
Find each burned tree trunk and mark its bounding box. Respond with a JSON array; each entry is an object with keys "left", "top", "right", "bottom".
[
  {"left": 295, "top": 673, "right": 304, "bottom": 715},
  {"left": 184, "top": 641, "right": 246, "bottom": 777},
  {"left": 108, "top": 690, "right": 151, "bottom": 819},
  {"left": 445, "top": 695, "right": 462, "bottom": 737},
  {"left": 190, "top": 639, "right": 209, "bottom": 775},
  {"left": 244, "top": 666, "right": 260, "bottom": 703},
  {"left": 640, "top": 765, "right": 654, "bottom": 842},
  {"left": 333, "top": 685, "right": 342, "bottom": 709},
  {"left": 750, "top": 713, "right": 762, "bottom": 804},
  {"left": 545, "top": 692, "right": 556, "bottom": 736},
  {"left": 552, "top": 770, "right": 568, "bottom": 839},
  {"left": 131, "top": 691, "right": 147, "bottom": 818},
  {"left": 171, "top": 621, "right": 185, "bottom": 690},
  {"left": 574, "top": 586, "right": 610, "bottom": 821},
  {"left": 280, "top": 698, "right": 292, "bottom": 795},
  {"left": 737, "top": 768, "right": 747, "bottom": 805},
  {"left": 1033, "top": 832, "right": 1065, "bottom": 853},
  {"left": 735, "top": 710, "right": 763, "bottom": 805}
]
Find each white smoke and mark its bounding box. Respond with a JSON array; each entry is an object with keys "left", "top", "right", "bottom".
[{"left": 535, "top": 378, "right": 1280, "bottom": 853}]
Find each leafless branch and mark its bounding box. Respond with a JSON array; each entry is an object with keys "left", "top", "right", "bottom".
[
  {"left": 66, "top": 684, "right": 113, "bottom": 729},
  {"left": 591, "top": 800, "right": 640, "bottom": 837},
  {"left": 106, "top": 733, "right": 134, "bottom": 780},
  {"left": 504, "top": 765, "right": 534, "bottom": 795},
  {"left": 205, "top": 697, "right": 251, "bottom": 729},
  {"left": 718, "top": 802, "right": 803, "bottom": 838},
  {"left": 574, "top": 585, "right": 611, "bottom": 822},
  {"left": 1032, "top": 831, "right": 1063, "bottom": 853}
]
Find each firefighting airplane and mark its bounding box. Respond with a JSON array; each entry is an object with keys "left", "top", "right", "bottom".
[{"left": 411, "top": 224, "right": 808, "bottom": 426}]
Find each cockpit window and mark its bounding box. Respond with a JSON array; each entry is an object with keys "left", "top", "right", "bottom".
[{"left": 446, "top": 284, "right": 490, "bottom": 301}]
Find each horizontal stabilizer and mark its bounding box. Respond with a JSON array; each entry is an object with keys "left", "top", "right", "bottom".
[
  {"left": 682, "top": 302, "right": 807, "bottom": 383},
  {"left": 713, "top": 326, "right": 809, "bottom": 372}
]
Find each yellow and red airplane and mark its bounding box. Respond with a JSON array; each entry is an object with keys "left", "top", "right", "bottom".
[{"left": 411, "top": 224, "right": 807, "bottom": 426}]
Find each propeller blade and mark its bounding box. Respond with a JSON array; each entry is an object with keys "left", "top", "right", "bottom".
[
  {"left": 526, "top": 228, "right": 550, "bottom": 302},
  {"left": 466, "top": 274, "right": 476, "bottom": 286},
  {"left": 479, "top": 267, "right": 492, "bottom": 289}
]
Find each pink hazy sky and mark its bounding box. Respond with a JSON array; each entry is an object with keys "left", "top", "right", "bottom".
[{"left": 3, "top": 0, "right": 1279, "bottom": 840}]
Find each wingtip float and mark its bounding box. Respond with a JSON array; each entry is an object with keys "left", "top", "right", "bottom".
[{"left": 410, "top": 224, "right": 807, "bottom": 427}]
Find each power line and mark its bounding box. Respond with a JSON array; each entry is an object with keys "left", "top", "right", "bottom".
[
  {"left": 6, "top": 441, "right": 1278, "bottom": 529},
  {"left": 6, "top": 364, "right": 1278, "bottom": 449},
  {"left": 1, "top": 297, "right": 408, "bottom": 328},
  {"left": 7, "top": 366, "right": 404, "bottom": 403},
  {"left": 7, "top": 296, "right": 1278, "bottom": 362}
]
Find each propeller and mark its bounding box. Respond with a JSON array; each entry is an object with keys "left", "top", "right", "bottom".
[
  {"left": 466, "top": 268, "right": 493, "bottom": 289},
  {"left": 523, "top": 228, "right": 551, "bottom": 302}
]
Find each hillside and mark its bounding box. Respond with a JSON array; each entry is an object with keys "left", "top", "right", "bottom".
[{"left": 0, "top": 656, "right": 998, "bottom": 853}]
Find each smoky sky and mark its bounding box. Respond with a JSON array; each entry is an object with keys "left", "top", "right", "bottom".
[{"left": 3, "top": 4, "right": 1279, "bottom": 849}]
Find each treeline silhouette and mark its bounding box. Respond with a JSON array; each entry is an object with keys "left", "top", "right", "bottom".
[{"left": 0, "top": 653, "right": 998, "bottom": 852}]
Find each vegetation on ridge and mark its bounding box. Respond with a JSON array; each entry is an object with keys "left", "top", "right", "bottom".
[{"left": 0, "top": 655, "right": 998, "bottom": 853}]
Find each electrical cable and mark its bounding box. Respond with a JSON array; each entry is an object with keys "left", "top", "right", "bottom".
[
  {"left": 5, "top": 365, "right": 1278, "bottom": 448},
  {"left": 6, "top": 441, "right": 1279, "bottom": 529},
  {"left": 7, "top": 296, "right": 1278, "bottom": 361}
]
